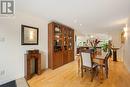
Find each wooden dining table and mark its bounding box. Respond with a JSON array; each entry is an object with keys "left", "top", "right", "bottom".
[{"left": 76, "top": 52, "right": 106, "bottom": 83}]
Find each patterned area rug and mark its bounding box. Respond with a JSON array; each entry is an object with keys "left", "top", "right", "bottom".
[
  {"left": 0, "top": 80, "right": 16, "bottom": 87},
  {"left": 0, "top": 78, "right": 29, "bottom": 87}
]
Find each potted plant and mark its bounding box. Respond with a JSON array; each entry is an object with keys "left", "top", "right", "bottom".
[{"left": 101, "top": 42, "right": 108, "bottom": 52}]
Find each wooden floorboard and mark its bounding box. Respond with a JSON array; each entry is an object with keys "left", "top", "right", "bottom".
[{"left": 28, "top": 60, "right": 130, "bottom": 87}]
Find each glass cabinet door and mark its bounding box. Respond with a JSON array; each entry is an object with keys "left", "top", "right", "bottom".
[
  {"left": 54, "top": 26, "right": 62, "bottom": 52},
  {"left": 68, "top": 30, "right": 73, "bottom": 50},
  {"left": 63, "top": 29, "right": 68, "bottom": 50}
]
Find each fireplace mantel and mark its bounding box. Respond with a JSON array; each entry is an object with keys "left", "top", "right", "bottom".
[{"left": 25, "top": 50, "right": 41, "bottom": 80}]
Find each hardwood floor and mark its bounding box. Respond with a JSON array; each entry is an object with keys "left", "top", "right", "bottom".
[{"left": 28, "top": 59, "right": 130, "bottom": 87}]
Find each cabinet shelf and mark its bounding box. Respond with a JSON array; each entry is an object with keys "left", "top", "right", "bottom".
[{"left": 48, "top": 22, "right": 74, "bottom": 69}]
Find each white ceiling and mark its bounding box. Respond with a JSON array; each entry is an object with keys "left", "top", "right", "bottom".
[{"left": 16, "top": 0, "right": 130, "bottom": 34}]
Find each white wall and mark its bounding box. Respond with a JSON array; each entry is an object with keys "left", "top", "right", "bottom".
[
  {"left": 0, "top": 12, "right": 48, "bottom": 85},
  {"left": 108, "top": 30, "right": 123, "bottom": 61},
  {"left": 124, "top": 17, "right": 130, "bottom": 72}
]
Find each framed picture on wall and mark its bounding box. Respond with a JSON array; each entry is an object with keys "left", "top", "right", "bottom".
[{"left": 21, "top": 25, "right": 39, "bottom": 45}]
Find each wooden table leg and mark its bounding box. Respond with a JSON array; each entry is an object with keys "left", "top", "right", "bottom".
[
  {"left": 100, "top": 65, "right": 104, "bottom": 82},
  {"left": 78, "top": 57, "right": 80, "bottom": 74},
  {"left": 76, "top": 55, "right": 81, "bottom": 75},
  {"left": 98, "top": 60, "right": 104, "bottom": 83}
]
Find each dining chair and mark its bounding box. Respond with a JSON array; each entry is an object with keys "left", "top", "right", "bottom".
[
  {"left": 80, "top": 52, "right": 98, "bottom": 82},
  {"left": 97, "top": 50, "right": 112, "bottom": 79},
  {"left": 103, "top": 49, "right": 112, "bottom": 78}
]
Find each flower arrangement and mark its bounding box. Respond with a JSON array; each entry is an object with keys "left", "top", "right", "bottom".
[{"left": 89, "top": 39, "right": 100, "bottom": 52}]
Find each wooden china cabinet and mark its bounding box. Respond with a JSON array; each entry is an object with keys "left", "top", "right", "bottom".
[{"left": 48, "top": 22, "right": 74, "bottom": 69}]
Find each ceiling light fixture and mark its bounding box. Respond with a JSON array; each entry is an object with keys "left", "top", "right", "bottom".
[
  {"left": 79, "top": 24, "right": 82, "bottom": 26},
  {"left": 90, "top": 35, "right": 94, "bottom": 38}
]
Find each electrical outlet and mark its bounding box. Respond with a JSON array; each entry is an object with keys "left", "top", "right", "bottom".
[{"left": 0, "top": 70, "right": 5, "bottom": 76}]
